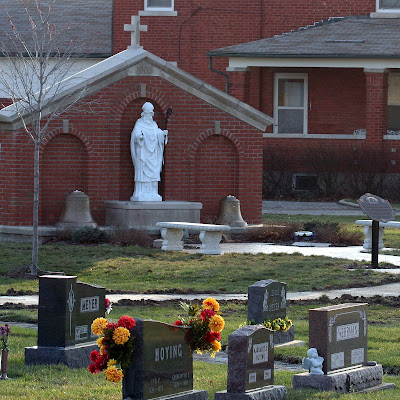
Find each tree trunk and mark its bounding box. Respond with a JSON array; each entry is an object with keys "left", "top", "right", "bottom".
[{"left": 31, "top": 131, "right": 40, "bottom": 276}]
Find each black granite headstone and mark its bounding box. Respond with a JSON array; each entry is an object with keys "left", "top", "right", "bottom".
[
  {"left": 248, "top": 280, "right": 287, "bottom": 323},
  {"left": 123, "top": 319, "right": 207, "bottom": 400},
  {"left": 309, "top": 303, "right": 368, "bottom": 374},
  {"left": 25, "top": 275, "right": 106, "bottom": 368},
  {"left": 38, "top": 275, "right": 105, "bottom": 347}
]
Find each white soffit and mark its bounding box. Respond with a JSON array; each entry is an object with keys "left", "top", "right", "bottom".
[{"left": 228, "top": 57, "right": 400, "bottom": 69}]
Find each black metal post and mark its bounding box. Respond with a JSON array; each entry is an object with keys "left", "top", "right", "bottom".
[{"left": 371, "top": 220, "right": 379, "bottom": 268}]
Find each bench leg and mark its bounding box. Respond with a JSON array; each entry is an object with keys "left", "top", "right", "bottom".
[
  {"left": 160, "top": 228, "right": 184, "bottom": 251},
  {"left": 362, "top": 226, "right": 384, "bottom": 250},
  {"left": 199, "top": 231, "right": 223, "bottom": 255}
]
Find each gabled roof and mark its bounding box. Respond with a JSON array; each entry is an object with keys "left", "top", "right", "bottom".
[
  {"left": 0, "top": 48, "right": 273, "bottom": 131},
  {"left": 0, "top": 0, "right": 113, "bottom": 57},
  {"left": 209, "top": 16, "right": 400, "bottom": 59}
]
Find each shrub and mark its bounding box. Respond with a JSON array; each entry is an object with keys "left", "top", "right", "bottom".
[
  {"left": 71, "top": 227, "right": 109, "bottom": 244},
  {"left": 239, "top": 222, "right": 301, "bottom": 243},
  {"left": 303, "top": 221, "right": 340, "bottom": 233},
  {"left": 110, "top": 227, "right": 153, "bottom": 247},
  {"left": 52, "top": 228, "right": 73, "bottom": 242}
]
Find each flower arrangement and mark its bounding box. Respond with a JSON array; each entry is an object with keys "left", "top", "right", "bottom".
[
  {"left": 174, "top": 297, "right": 224, "bottom": 357},
  {"left": 88, "top": 315, "right": 135, "bottom": 383},
  {"left": 248, "top": 316, "right": 293, "bottom": 332},
  {"left": 105, "top": 298, "right": 112, "bottom": 314},
  {"left": 0, "top": 323, "right": 11, "bottom": 352}
]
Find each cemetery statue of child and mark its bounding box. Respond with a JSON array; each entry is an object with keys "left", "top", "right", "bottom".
[
  {"left": 130, "top": 101, "right": 168, "bottom": 202},
  {"left": 302, "top": 348, "right": 324, "bottom": 375}
]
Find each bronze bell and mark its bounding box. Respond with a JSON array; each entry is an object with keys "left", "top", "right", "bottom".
[
  {"left": 57, "top": 190, "right": 97, "bottom": 228},
  {"left": 216, "top": 195, "right": 248, "bottom": 228}
]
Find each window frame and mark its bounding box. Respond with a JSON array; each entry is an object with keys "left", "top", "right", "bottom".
[
  {"left": 376, "top": 0, "right": 400, "bottom": 12},
  {"left": 273, "top": 73, "right": 308, "bottom": 135},
  {"left": 144, "top": 0, "right": 174, "bottom": 12}
]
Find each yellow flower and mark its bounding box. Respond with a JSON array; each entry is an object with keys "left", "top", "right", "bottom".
[
  {"left": 107, "top": 359, "right": 117, "bottom": 368},
  {"left": 105, "top": 366, "right": 124, "bottom": 383},
  {"left": 113, "top": 326, "right": 130, "bottom": 345},
  {"left": 100, "top": 345, "right": 107, "bottom": 355},
  {"left": 208, "top": 315, "right": 225, "bottom": 333},
  {"left": 202, "top": 298, "right": 220, "bottom": 312},
  {"left": 211, "top": 340, "right": 221, "bottom": 353},
  {"left": 96, "top": 337, "right": 104, "bottom": 347},
  {"left": 265, "top": 322, "right": 271, "bottom": 329},
  {"left": 91, "top": 317, "right": 108, "bottom": 335}
]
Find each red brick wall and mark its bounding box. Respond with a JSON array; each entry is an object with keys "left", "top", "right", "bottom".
[{"left": 0, "top": 75, "right": 264, "bottom": 226}]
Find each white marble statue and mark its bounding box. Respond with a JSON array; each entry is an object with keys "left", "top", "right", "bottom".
[
  {"left": 302, "top": 348, "right": 324, "bottom": 375},
  {"left": 130, "top": 102, "right": 168, "bottom": 201}
]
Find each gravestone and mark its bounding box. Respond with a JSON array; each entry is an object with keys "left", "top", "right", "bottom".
[
  {"left": 123, "top": 319, "right": 207, "bottom": 400},
  {"left": 292, "top": 303, "right": 395, "bottom": 393},
  {"left": 214, "top": 325, "right": 286, "bottom": 400},
  {"left": 25, "top": 275, "right": 105, "bottom": 368},
  {"left": 248, "top": 280, "right": 299, "bottom": 346}
]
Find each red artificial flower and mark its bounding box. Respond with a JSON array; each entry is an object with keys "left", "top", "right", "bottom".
[
  {"left": 174, "top": 320, "right": 184, "bottom": 326},
  {"left": 105, "top": 298, "right": 110, "bottom": 307},
  {"left": 203, "top": 331, "right": 221, "bottom": 343},
  {"left": 118, "top": 316, "right": 136, "bottom": 330},
  {"left": 89, "top": 350, "right": 99, "bottom": 362},
  {"left": 88, "top": 363, "right": 102, "bottom": 374},
  {"left": 106, "top": 323, "right": 118, "bottom": 331},
  {"left": 200, "top": 309, "right": 215, "bottom": 321},
  {"left": 95, "top": 353, "right": 109, "bottom": 369}
]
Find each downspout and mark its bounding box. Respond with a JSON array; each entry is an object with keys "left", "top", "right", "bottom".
[{"left": 209, "top": 56, "right": 229, "bottom": 95}]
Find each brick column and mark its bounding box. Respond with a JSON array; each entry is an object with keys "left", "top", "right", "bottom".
[{"left": 364, "top": 68, "right": 388, "bottom": 146}]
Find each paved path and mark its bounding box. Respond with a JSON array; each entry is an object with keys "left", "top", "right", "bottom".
[{"left": 262, "top": 200, "right": 364, "bottom": 216}]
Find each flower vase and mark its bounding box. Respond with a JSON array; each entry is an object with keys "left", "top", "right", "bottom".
[{"left": 0, "top": 350, "right": 8, "bottom": 379}]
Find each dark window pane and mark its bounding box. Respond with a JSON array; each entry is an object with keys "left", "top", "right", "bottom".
[
  {"left": 278, "top": 109, "right": 304, "bottom": 133},
  {"left": 380, "top": 0, "right": 400, "bottom": 9},
  {"left": 388, "top": 105, "right": 400, "bottom": 130},
  {"left": 278, "top": 79, "right": 304, "bottom": 107},
  {"left": 147, "top": 0, "right": 172, "bottom": 8}
]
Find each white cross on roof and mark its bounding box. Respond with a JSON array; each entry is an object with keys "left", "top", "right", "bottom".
[{"left": 124, "top": 15, "right": 148, "bottom": 49}]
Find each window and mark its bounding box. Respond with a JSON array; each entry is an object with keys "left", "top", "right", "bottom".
[
  {"left": 388, "top": 74, "right": 400, "bottom": 132},
  {"left": 293, "top": 174, "right": 318, "bottom": 191},
  {"left": 145, "top": 0, "right": 174, "bottom": 11},
  {"left": 377, "top": 0, "right": 400, "bottom": 11},
  {"left": 274, "top": 73, "right": 308, "bottom": 134}
]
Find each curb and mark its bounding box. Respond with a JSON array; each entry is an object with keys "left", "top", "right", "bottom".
[{"left": 338, "top": 199, "right": 360, "bottom": 208}]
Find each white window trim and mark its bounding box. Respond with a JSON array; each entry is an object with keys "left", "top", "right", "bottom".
[
  {"left": 144, "top": 0, "right": 174, "bottom": 12},
  {"left": 273, "top": 73, "right": 308, "bottom": 135},
  {"left": 376, "top": 0, "right": 400, "bottom": 12}
]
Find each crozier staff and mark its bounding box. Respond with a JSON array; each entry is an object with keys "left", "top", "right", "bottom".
[{"left": 130, "top": 102, "right": 168, "bottom": 201}]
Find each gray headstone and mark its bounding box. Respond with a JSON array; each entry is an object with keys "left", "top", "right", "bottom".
[
  {"left": 248, "top": 280, "right": 287, "bottom": 323},
  {"left": 227, "top": 325, "right": 274, "bottom": 393},
  {"left": 38, "top": 275, "right": 105, "bottom": 347},
  {"left": 309, "top": 303, "right": 368, "bottom": 374},
  {"left": 123, "top": 319, "right": 207, "bottom": 400}
]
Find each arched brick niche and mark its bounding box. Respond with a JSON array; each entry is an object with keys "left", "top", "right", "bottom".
[
  {"left": 40, "top": 133, "right": 88, "bottom": 225},
  {"left": 190, "top": 131, "right": 240, "bottom": 222},
  {"left": 118, "top": 97, "right": 165, "bottom": 200}
]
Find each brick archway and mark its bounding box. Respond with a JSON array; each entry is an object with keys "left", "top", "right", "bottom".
[
  {"left": 40, "top": 130, "right": 89, "bottom": 225},
  {"left": 189, "top": 129, "right": 242, "bottom": 221}
]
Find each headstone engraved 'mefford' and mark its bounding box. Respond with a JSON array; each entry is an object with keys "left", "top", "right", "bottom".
[
  {"left": 292, "top": 303, "right": 396, "bottom": 393},
  {"left": 214, "top": 325, "right": 287, "bottom": 400},
  {"left": 25, "top": 275, "right": 105, "bottom": 368},
  {"left": 123, "top": 319, "right": 207, "bottom": 400}
]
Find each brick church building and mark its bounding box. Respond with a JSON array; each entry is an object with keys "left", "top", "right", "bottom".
[{"left": 1, "top": 0, "right": 399, "bottom": 229}]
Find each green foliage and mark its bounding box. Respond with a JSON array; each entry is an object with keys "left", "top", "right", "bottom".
[{"left": 71, "top": 227, "right": 109, "bottom": 244}]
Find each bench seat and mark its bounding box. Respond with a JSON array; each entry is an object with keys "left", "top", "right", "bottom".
[
  {"left": 355, "top": 219, "right": 400, "bottom": 250},
  {"left": 156, "top": 222, "right": 231, "bottom": 255}
]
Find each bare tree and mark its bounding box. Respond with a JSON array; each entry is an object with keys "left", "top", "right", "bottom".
[{"left": 0, "top": 0, "right": 101, "bottom": 275}]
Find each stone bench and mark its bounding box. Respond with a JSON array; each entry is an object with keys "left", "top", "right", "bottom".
[
  {"left": 156, "top": 222, "right": 231, "bottom": 255},
  {"left": 355, "top": 219, "right": 400, "bottom": 250}
]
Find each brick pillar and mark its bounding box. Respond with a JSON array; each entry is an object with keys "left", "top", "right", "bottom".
[
  {"left": 227, "top": 67, "right": 251, "bottom": 103},
  {"left": 364, "top": 69, "right": 388, "bottom": 146}
]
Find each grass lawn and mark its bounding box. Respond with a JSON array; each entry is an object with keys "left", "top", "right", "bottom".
[
  {"left": 1, "top": 241, "right": 400, "bottom": 295},
  {"left": 1, "top": 301, "right": 399, "bottom": 400}
]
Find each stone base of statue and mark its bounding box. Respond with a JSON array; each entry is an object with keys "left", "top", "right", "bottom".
[
  {"left": 292, "top": 364, "right": 395, "bottom": 393},
  {"left": 105, "top": 201, "right": 202, "bottom": 233}
]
